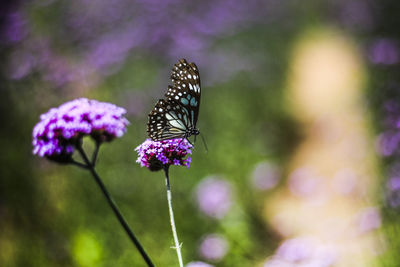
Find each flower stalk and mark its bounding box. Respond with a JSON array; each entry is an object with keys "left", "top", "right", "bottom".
[
  {"left": 163, "top": 166, "right": 184, "bottom": 267},
  {"left": 77, "top": 143, "right": 155, "bottom": 267},
  {"left": 33, "top": 99, "right": 154, "bottom": 266},
  {"left": 135, "top": 138, "right": 193, "bottom": 265}
]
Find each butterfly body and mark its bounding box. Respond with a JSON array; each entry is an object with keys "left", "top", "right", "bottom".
[{"left": 147, "top": 59, "right": 201, "bottom": 142}]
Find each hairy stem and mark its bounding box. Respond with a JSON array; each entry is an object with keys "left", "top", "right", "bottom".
[{"left": 163, "top": 166, "right": 184, "bottom": 267}]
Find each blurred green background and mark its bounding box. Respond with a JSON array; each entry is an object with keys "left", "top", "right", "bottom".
[{"left": 1, "top": 0, "right": 400, "bottom": 266}]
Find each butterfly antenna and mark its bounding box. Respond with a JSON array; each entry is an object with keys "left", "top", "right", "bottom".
[{"left": 199, "top": 133, "right": 208, "bottom": 153}]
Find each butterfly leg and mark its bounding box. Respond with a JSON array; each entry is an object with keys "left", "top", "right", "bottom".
[
  {"left": 174, "top": 136, "right": 193, "bottom": 152},
  {"left": 186, "top": 138, "right": 194, "bottom": 147},
  {"left": 173, "top": 137, "right": 186, "bottom": 153}
]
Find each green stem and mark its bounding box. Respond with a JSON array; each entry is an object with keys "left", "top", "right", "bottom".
[
  {"left": 91, "top": 140, "right": 100, "bottom": 167},
  {"left": 163, "top": 166, "right": 184, "bottom": 267},
  {"left": 77, "top": 144, "right": 155, "bottom": 267},
  {"left": 70, "top": 159, "right": 89, "bottom": 169}
]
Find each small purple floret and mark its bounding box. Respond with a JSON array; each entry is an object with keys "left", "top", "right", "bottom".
[
  {"left": 32, "top": 98, "right": 129, "bottom": 162},
  {"left": 135, "top": 138, "right": 192, "bottom": 171}
]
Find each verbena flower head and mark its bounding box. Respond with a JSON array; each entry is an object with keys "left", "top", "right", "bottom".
[
  {"left": 33, "top": 98, "right": 129, "bottom": 162},
  {"left": 135, "top": 138, "right": 192, "bottom": 171}
]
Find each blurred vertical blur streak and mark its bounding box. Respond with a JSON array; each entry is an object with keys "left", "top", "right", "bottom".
[{"left": 264, "top": 28, "right": 383, "bottom": 266}]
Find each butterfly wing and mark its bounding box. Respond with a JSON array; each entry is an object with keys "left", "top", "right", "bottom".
[
  {"left": 147, "top": 59, "right": 201, "bottom": 141},
  {"left": 167, "top": 59, "right": 201, "bottom": 126},
  {"left": 147, "top": 99, "right": 188, "bottom": 141}
]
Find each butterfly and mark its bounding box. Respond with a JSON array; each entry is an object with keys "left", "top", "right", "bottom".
[{"left": 147, "top": 59, "right": 201, "bottom": 142}]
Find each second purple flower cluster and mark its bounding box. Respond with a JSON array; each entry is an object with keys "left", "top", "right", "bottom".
[
  {"left": 135, "top": 138, "right": 193, "bottom": 171},
  {"left": 32, "top": 98, "right": 129, "bottom": 162}
]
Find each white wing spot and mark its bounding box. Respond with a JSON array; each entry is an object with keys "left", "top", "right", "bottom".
[
  {"left": 159, "top": 108, "right": 163, "bottom": 112},
  {"left": 175, "top": 96, "right": 179, "bottom": 100},
  {"left": 188, "top": 74, "right": 192, "bottom": 79}
]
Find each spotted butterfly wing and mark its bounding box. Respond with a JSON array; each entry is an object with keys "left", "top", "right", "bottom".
[{"left": 147, "top": 59, "right": 201, "bottom": 141}]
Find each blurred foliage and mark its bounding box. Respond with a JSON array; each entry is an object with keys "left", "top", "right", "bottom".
[{"left": 1, "top": 0, "right": 400, "bottom": 266}]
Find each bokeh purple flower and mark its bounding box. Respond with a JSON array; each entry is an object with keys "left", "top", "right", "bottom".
[
  {"left": 376, "top": 100, "right": 400, "bottom": 208},
  {"left": 331, "top": 168, "right": 358, "bottom": 196},
  {"left": 251, "top": 161, "right": 280, "bottom": 191},
  {"left": 355, "top": 207, "right": 381, "bottom": 233},
  {"left": 376, "top": 131, "right": 400, "bottom": 157},
  {"left": 376, "top": 100, "right": 400, "bottom": 157},
  {"left": 336, "top": 0, "right": 375, "bottom": 32},
  {"left": 186, "top": 261, "right": 215, "bottom": 267},
  {"left": 386, "top": 176, "right": 400, "bottom": 208},
  {"left": 276, "top": 238, "right": 312, "bottom": 262},
  {"left": 368, "top": 38, "right": 400, "bottom": 65},
  {"left": 135, "top": 138, "right": 192, "bottom": 171},
  {"left": 5, "top": 11, "right": 28, "bottom": 43},
  {"left": 32, "top": 98, "right": 129, "bottom": 162},
  {"left": 195, "top": 176, "right": 233, "bottom": 219},
  {"left": 199, "top": 234, "right": 228, "bottom": 262},
  {"left": 6, "top": 0, "right": 283, "bottom": 87},
  {"left": 264, "top": 237, "right": 337, "bottom": 267},
  {"left": 288, "top": 167, "right": 321, "bottom": 198}
]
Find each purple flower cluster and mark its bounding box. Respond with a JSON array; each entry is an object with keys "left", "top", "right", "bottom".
[
  {"left": 33, "top": 98, "right": 129, "bottom": 161},
  {"left": 135, "top": 138, "right": 192, "bottom": 171}
]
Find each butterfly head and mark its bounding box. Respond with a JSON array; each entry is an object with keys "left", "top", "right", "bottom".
[{"left": 187, "top": 127, "right": 200, "bottom": 138}]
